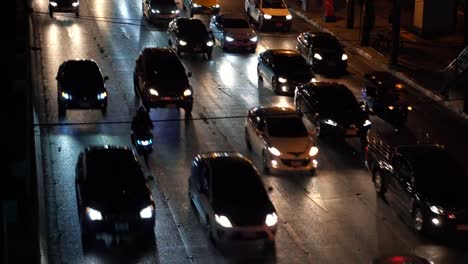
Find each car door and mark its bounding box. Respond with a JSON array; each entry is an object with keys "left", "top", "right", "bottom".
[
  {"left": 258, "top": 52, "right": 269, "bottom": 81},
  {"left": 136, "top": 55, "right": 146, "bottom": 95},
  {"left": 262, "top": 52, "right": 275, "bottom": 84},
  {"left": 198, "top": 164, "right": 213, "bottom": 225},
  {"left": 252, "top": 115, "right": 267, "bottom": 154},
  {"left": 299, "top": 88, "right": 317, "bottom": 122},
  {"left": 388, "top": 154, "right": 415, "bottom": 218},
  {"left": 75, "top": 153, "right": 85, "bottom": 214},
  {"left": 297, "top": 34, "right": 310, "bottom": 61}
]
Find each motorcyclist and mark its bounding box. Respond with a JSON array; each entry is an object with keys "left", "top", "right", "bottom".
[{"left": 131, "top": 106, "right": 153, "bottom": 138}]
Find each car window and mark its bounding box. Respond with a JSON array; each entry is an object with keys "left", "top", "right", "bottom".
[
  {"left": 393, "top": 154, "right": 412, "bottom": 181},
  {"left": 313, "top": 36, "right": 341, "bottom": 49}
]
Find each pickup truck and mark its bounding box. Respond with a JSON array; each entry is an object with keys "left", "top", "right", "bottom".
[
  {"left": 244, "top": 0, "right": 292, "bottom": 31},
  {"left": 365, "top": 117, "right": 468, "bottom": 234}
]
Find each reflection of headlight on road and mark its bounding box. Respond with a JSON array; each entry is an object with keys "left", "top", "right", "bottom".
[
  {"left": 137, "top": 139, "right": 152, "bottom": 146},
  {"left": 286, "top": 15, "right": 292, "bottom": 20},
  {"left": 183, "top": 89, "right": 192, "bottom": 96},
  {"left": 323, "top": 119, "right": 337, "bottom": 126},
  {"left": 215, "top": 214, "right": 233, "bottom": 228},
  {"left": 179, "top": 40, "right": 187, "bottom": 46},
  {"left": 363, "top": 119, "right": 372, "bottom": 126},
  {"left": 314, "top": 53, "right": 322, "bottom": 60},
  {"left": 50, "top": 2, "right": 58, "bottom": 7},
  {"left": 149, "top": 88, "right": 159, "bottom": 96},
  {"left": 311, "top": 77, "right": 317, "bottom": 83},
  {"left": 86, "top": 207, "right": 103, "bottom": 221},
  {"left": 265, "top": 212, "right": 278, "bottom": 227},
  {"left": 250, "top": 36, "right": 258, "bottom": 42},
  {"left": 140, "top": 205, "right": 154, "bottom": 219},
  {"left": 278, "top": 77, "right": 287, "bottom": 83},
  {"left": 206, "top": 40, "right": 214, "bottom": 46},
  {"left": 263, "top": 14, "right": 272, "bottom": 19},
  {"left": 268, "top": 147, "right": 281, "bottom": 156},
  {"left": 309, "top": 146, "right": 319, "bottom": 156},
  {"left": 225, "top": 36, "right": 234, "bottom": 42},
  {"left": 342, "top": 54, "right": 348, "bottom": 61}
]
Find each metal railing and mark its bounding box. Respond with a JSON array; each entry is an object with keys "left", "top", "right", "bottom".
[{"left": 444, "top": 45, "right": 468, "bottom": 75}]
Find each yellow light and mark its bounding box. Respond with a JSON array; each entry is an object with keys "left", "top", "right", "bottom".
[{"left": 395, "top": 83, "right": 404, "bottom": 89}]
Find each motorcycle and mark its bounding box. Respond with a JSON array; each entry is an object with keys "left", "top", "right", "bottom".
[{"left": 131, "top": 128, "right": 153, "bottom": 159}]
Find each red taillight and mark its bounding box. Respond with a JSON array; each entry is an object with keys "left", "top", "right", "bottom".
[
  {"left": 364, "top": 146, "right": 369, "bottom": 152},
  {"left": 448, "top": 213, "right": 456, "bottom": 219}
]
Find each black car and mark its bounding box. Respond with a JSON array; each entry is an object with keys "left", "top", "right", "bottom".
[
  {"left": 75, "top": 146, "right": 155, "bottom": 247},
  {"left": 294, "top": 82, "right": 371, "bottom": 142},
  {"left": 133, "top": 47, "right": 193, "bottom": 115},
  {"left": 257, "top": 49, "right": 316, "bottom": 95},
  {"left": 142, "top": 0, "right": 180, "bottom": 25},
  {"left": 56, "top": 59, "right": 108, "bottom": 116},
  {"left": 209, "top": 14, "right": 258, "bottom": 52},
  {"left": 296, "top": 32, "right": 347, "bottom": 74},
  {"left": 188, "top": 152, "right": 277, "bottom": 247},
  {"left": 367, "top": 143, "right": 468, "bottom": 234},
  {"left": 362, "top": 71, "right": 412, "bottom": 127},
  {"left": 49, "top": 0, "right": 80, "bottom": 17},
  {"left": 167, "top": 18, "right": 214, "bottom": 60}
]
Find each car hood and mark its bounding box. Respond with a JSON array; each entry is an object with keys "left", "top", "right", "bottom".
[
  {"left": 179, "top": 33, "right": 210, "bottom": 44},
  {"left": 85, "top": 188, "right": 152, "bottom": 215},
  {"left": 146, "top": 79, "right": 190, "bottom": 96},
  {"left": 279, "top": 70, "right": 314, "bottom": 83},
  {"left": 224, "top": 28, "right": 256, "bottom": 39},
  {"left": 315, "top": 47, "right": 344, "bottom": 56},
  {"left": 267, "top": 137, "right": 313, "bottom": 154},
  {"left": 215, "top": 202, "right": 274, "bottom": 227},
  {"left": 260, "top": 8, "right": 290, "bottom": 16}
]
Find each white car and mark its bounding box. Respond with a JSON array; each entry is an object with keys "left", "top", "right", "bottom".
[{"left": 245, "top": 106, "right": 318, "bottom": 174}]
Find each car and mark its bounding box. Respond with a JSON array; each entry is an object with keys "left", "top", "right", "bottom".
[
  {"left": 75, "top": 146, "right": 155, "bottom": 248},
  {"left": 133, "top": 47, "right": 193, "bottom": 115},
  {"left": 244, "top": 0, "right": 292, "bottom": 31},
  {"left": 257, "top": 49, "right": 316, "bottom": 95},
  {"left": 183, "top": 0, "right": 220, "bottom": 17},
  {"left": 142, "top": 0, "right": 180, "bottom": 25},
  {"left": 245, "top": 106, "right": 319, "bottom": 174},
  {"left": 167, "top": 18, "right": 214, "bottom": 60},
  {"left": 188, "top": 152, "right": 277, "bottom": 248},
  {"left": 361, "top": 71, "right": 412, "bottom": 127},
  {"left": 209, "top": 14, "right": 258, "bottom": 52},
  {"left": 296, "top": 32, "right": 348, "bottom": 74},
  {"left": 366, "top": 126, "right": 468, "bottom": 234},
  {"left": 56, "top": 59, "right": 108, "bottom": 116},
  {"left": 371, "top": 255, "right": 433, "bottom": 264},
  {"left": 49, "top": 0, "right": 80, "bottom": 17},
  {"left": 294, "top": 82, "right": 371, "bottom": 143}
]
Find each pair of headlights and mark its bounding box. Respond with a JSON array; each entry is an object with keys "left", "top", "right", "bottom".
[
  {"left": 277, "top": 77, "right": 317, "bottom": 84},
  {"left": 215, "top": 212, "right": 278, "bottom": 228},
  {"left": 179, "top": 40, "right": 214, "bottom": 47},
  {"left": 225, "top": 36, "right": 258, "bottom": 42},
  {"left": 263, "top": 14, "right": 292, "bottom": 20},
  {"left": 192, "top": 4, "right": 219, "bottom": 8},
  {"left": 61, "top": 91, "right": 107, "bottom": 100},
  {"left": 150, "top": 88, "right": 192, "bottom": 97},
  {"left": 314, "top": 53, "right": 348, "bottom": 61},
  {"left": 323, "top": 119, "right": 371, "bottom": 127},
  {"left": 86, "top": 205, "right": 154, "bottom": 221},
  {"left": 268, "top": 146, "right": 319, "bottom": 157},
  {"left": 151, "top": 9, "right": 180, "bottom": 14},
  {"left": 136, "top": 139, "right": 152, "bottom": 146},
  {"left": 50, "top": 1, "right": 79, "bottom": 7}
]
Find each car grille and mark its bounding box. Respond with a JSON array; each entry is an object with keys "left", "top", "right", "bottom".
[
  {"left": 105, "top": 214, "right": 136, "bottom": 222},
  {"left": 228, "top": 231, "right": 268, "bottom": 240},
  {"left": 281, "top": 158, "right": 310, "bottom": 167},
  {"left": 271, "top": 16, "right": 287, "bottom": 21}
]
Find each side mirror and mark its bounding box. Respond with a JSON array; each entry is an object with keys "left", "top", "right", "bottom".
[
  {"left": 187, "top": 72, "right": 192, "bottom": 78},
  {"left": 104, "top": 76, "right": 109, "bottom": 82}
]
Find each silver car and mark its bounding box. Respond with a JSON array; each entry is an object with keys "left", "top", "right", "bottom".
[{"left": 210, "top": 14, "right": 258, "bottom": 52}]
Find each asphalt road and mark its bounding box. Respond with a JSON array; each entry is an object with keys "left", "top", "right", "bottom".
[{"left": 31, "top": 0, "right": 468, "bottom": 263}]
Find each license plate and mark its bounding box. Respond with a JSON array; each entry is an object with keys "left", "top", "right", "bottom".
[
  {"left": 193, "top": 47, "right": 202, "bottom": 52},
  {"left": 243, "top": 232, "right": 256, "bottom": 239},
  {"left": 456, "top": 224, "right": 468, "bottom": 231},
  {"left": 291, "top": 161, "right": 302, "bottom": 167},
  {"left": 345, "top": 129, "right": 357, "bottom": 136},
  {"left": 166, "top": 103, "right": 177, "bottom": 108},
  {"left": 115, "top": 222, "right": 129, "bottom": 231},
  {"left": 275, "top": 22, "right": 283, "bottom": 27},
  {"left": 79, "top": 102, "right": 90, "bottom": 107},
  {"left": 329, "top": 61, "right": 337, "bottom": 66}
]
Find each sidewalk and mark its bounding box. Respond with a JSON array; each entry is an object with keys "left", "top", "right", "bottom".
[{"left": 285, "top": 0, "right": 467, "bottom": 119}]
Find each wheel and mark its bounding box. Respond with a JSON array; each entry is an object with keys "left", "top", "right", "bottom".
[
  {"left": 373, "top": 171, "right": 386, "bottom": 197},
  {"left": 189, "top": 8, "right": 194, "bottom": 18},
  {"left": 315, "top": 118, "right": 325, "bottom": 138},
  {"left": 245, "top": 129, "right": 252, "bottom": 150},
  {"left": 412, "top": 207, "right": 425, "bottom": 233},
  {"left": 101, "top": 105, "right": 107, "bottom": 115},
  {"left": 262, "top": 151, "right": 270, "bottom": 173},
  {"left": 176, "top": 47, "right": 182, "bottom": 57},
  {"left": 146, "top": 12, "right": 152, "bottom": 23},
  {"left": 258, "top": 17, "right": 264, "bottom": 30},
  {"left": 168, "top": 39, "right": 172, "bottom": 47}
]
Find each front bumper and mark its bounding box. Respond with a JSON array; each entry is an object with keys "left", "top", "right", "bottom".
[
  {"left": 424, "top": 208, "right": 468, "bottom": 233},
  {"left": 145, "top": 95, "right": 193, "bottom": 109},
  {"left": 149, "top": 13, "right": 179, "bottom": 22},
  {"left": 83, "top": 217, "right": 155, "bottom": 235},
  {"left": 321, "top": 122, "right": 369, "bottom": 139},
  {"left": 178, "top": 44, "right": 212, "bottom": 54},
  {"left": 60, "top": 98, "right": 106, "bottom": 109},
  {"left": 264, "top": 18, "right": 291, "bottom": 28},
  {"left": 267, "top": 153, "right": 318, "bottom": 172},
  {"left": 224, "top": 39, "right": 257, "bottom": 50},
  {"left": 213, "top": 223, "right": 276, "bottom": 243},
  {"left": 191, "top": 6, "right": 220, "bottom": 15},
  {"left": 313, "top": 59, "right": 347, "bottom": 72},
  {"left": 276, "top": 81, "right": 311, "bottom": 95}
]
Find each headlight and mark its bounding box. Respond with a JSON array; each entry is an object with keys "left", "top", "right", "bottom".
[
  {"left": 314, "top": 53, "right": 322, "bottom": 60},
  {"left": 152, "top": 9, "right": 160, "bottom": 14},
  {"left": 265, "top": 212, "right": 278, "bottom": 227},
  {"left": 149, "top": 88, "right": 159, "bottom": 96},
  {"left": 140, "top": 205, "right": 154, "bottom": 219},
  {"left": 183, "top": 89, "right": 192, "bottom": 96},
  {"left": 171, "top": 10, "right": 180, "bottom": 14},
  {"left": 268, "top": 147, "right": 281, "bottom": 156},
  {"left": 278, "top": 77, "right": 287, "bottom": 83},
  {"left": 193, "top": 3, "right": 200, "bottom": 7},
  {"left": 311, "top": 77, "right": 317, "bottom": 83},
  {"left": 263, "top": 14, "right": 272, "bottom": 19},
  {"left": 407, "top": 106, "right": 413, "bottom": 111},
  {"left": 61, "top": 91, "right": 72, "bottom": 100},
  {"left": 323, "top": 119, "right": 337, "bottom": 126},
  {"left": 206, "top": 40, "right": 214, "bottom": 47},
  {"left": 225, "top": 36, "right": 234, "bottom": 42},
  {"left": 137, "top": 139, "right": 152, "bottom": 146},
  {"left": 86, "top": 207, "right": 103, "bottom": 221},
  {"left": 72, "top": 2, "right": 79, "bottom": 7},
  {"left": 97, "top": 91, "right": 107, "bottom": 100},
  {"left": 309, "top": 146, "right": 319, "bottom": 156},
  {"left": 286, "top": 15, "right": 292, "bottom": 20},
  {"left": 50, "top": 2, "right": 58, "bottom": 7},
  {"left": 215, "top": 214, "right": 233, "bottom": 228},
  {"left": 395, "top": 83, "right": 404, "bottom": 89},
  {"left": 341, "top": 54, "right": 348, "bottom": 61},
  {"left": 388, "top": 105, "right": 394, "bottom": 110},
  {"left": 430, "top": 205, "right": 444, "bottom": 215},
  {"left": 250, "top": 36, "right": 258, "bottom": 42},
  {"left": 213, "top": 4, "right": 220, "bottom": 8},
  {"left": 179, "top": 40, "right": 187, "bottom": 46},
  {"left": 363, "top": 119, "right": 372, "bottom": 126}
]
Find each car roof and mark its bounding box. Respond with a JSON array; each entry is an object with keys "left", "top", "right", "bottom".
[
  {"left": 62, "top": 59, "right": 100, "bottom": 71},
  {"left": 176, "top": 17, "right": 205, "bottom": 25},
  {"left": 250, "top": 106, "right": 298, "bottom": 117}
]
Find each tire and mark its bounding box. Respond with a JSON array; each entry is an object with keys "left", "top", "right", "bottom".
[
  {"left": 245, "top": 129, "right": 252, "bottom": 150},
  {"left": 168, "top": 39, "right": 172, "bottom": 47},
  {"left": 176, "top": 47, "right": 182, "bottom": 57},
  {"left": 101, "top": 105, "right": 107, "bottom": 115},
  {"left": 258, "top": 17, "right": 264, "bottom": 31},
  {"left": 412, "top": 207, "right": 425, "bottom": 233},
  {"left": 184, "top": 103, "right": 193, "bottom": 116},
  {"left": 373, "top": 171, "right": 386, "bottom": 197},
  {"left": 315, "top": 118, "right": 325, "bottom": 138},
  {"left": 262, "top": 151, "right": 270, "bottom": 173}
]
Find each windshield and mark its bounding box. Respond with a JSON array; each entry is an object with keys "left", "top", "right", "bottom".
[
  {"left": 179, "top": 20, "right": 208, "bottom": 37},
  {"left": 223, "top": 18, "right": 250, "bottom": 28},
  {"left": 262, "top": 0, "right": 286, "bottom": 8},
  {"left": 212, "top": 159, "right": 270, "bottom": 209},
  {"left": 145, "top": 55, "right": 187, "bottom": 81},
  {"left": 267, "top": 117, "right": 308, "bottom": 137},
  {"left": 275, "top": 55, "right": 309, "bottom": 72},
  {"left": 314, "top": 37, "right": 342, "bottom": 49}
]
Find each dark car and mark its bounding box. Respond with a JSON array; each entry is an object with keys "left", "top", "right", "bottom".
[
  {"left": 142, "top": 0, "right": 180, "bottom": 25},
  {"left": 75, "top": 146, "right": 155, "bottom": 248},
  {"left": 188, "top": 152, "right": 277, "bottom": 247},
  {"left": 49, "top": 0, "right": 80, "bottom": 17},
  {"left": 257, "top": 49, "right": 316, "bottom": 95},
  {"left": 133, "top": 47, "right": 193, "bottom": 115},
  {"left": 167, "top": 18, "right": 214, "bottom": 60},
  {"left": 56, "top": 60, "right": 108, "bottom": 116},
  {"left": 362, "top": 71, "right": 412, "bottom": 127},
  {"left": 209, "top": 14, "right": 257, "bottom": 52},
  {"left": 296, "top": 32, "right": 347, "bottom": 74},
  {"left": 294, "top": 82, "right": 371, "bottom": 143}
]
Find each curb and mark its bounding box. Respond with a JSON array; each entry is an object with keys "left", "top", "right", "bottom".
[{"left": 290, "top": 8, "right": 468, "bottom": 120}]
